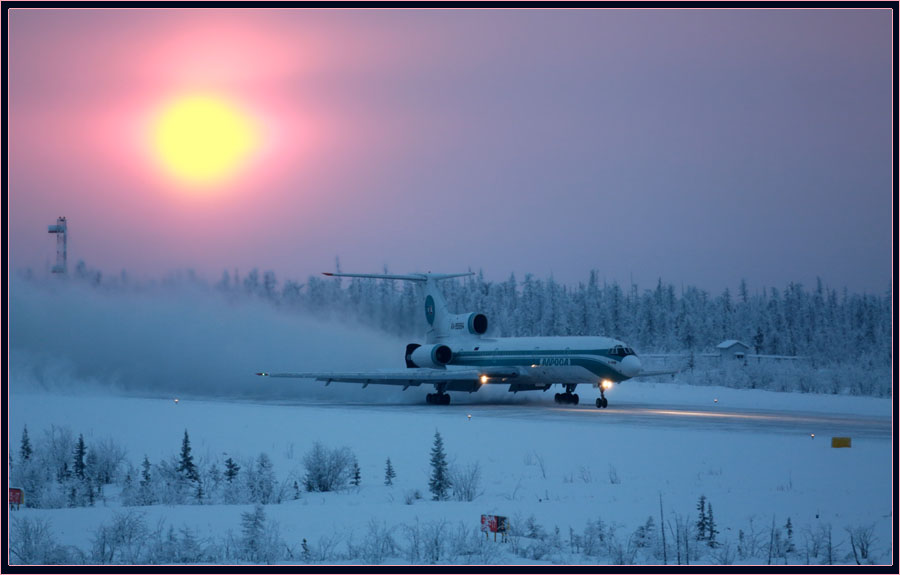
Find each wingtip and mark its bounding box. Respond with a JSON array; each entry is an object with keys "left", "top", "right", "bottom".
[
  {"left": 322, "top": 272, "right": 334, "bottom": 276},
  {"left": 256, "top": 372, "right": 269, "bottom": 377}
]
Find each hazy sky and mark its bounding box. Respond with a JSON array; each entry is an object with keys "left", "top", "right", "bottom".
[{"left": 7, "top": 8, "right": 893, "bottom": 293}]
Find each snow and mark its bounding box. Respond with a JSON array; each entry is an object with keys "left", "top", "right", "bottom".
[
  {"left": 8, "top": 380, "right": 893, "bottom": 565},
  {"left": 7, "top": 274, "right": 893, "bottom": 564}
]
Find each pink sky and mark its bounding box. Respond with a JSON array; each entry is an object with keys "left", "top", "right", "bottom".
[{"left": 7, "top": 8, "right": 893, "bottom": 292}]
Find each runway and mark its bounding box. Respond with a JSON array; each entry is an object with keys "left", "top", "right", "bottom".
[{"left": 255, "top": 396, "right": 893, "bottom": 441}]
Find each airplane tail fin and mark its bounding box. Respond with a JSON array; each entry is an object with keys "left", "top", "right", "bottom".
[{"left": 323, "top": 272, "right": 473, "bottom": 342}]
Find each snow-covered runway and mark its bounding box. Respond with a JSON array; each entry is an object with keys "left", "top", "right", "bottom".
[
  {"left": 232, "top": 375, "right": 893, "bottom": 442},
  {"left": 275, "top": 400, "right": 890, "bottom": 440}
]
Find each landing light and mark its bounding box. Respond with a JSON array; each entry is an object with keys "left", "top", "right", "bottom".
[
  {"left": 601, "top": 380, "right": 613, "bottom": 390},
  {"left": 480, "top": 375, "right": 488, "bottom": 384}
]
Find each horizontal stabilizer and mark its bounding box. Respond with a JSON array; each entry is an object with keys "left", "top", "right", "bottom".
[
  {"left": 322, "top": 272, "right": 474, "bottom": 282},
  {"left": 633, "top": 368, "right": 681, "bottom": 378}
]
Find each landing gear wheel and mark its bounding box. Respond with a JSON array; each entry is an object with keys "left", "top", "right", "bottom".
[
  {"left": 427, "top": 393, "right": 450, "bottom": 405},
  {"left": 602, "top": 397, "right": 608, "bottom": 408},
  {"left": 596, "top": 398, "right": 603, "bottom": 408},
  {"left": 555, "top": 391, "right": 579, "bottom": 405}
]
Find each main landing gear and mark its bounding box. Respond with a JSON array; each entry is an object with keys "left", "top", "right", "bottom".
[
  {"left": 595, "top": 389, "right": 609, "bottom": 409},
  {"left": 426, "top": 393, "right": 451, "bottom": 405},
  {"left": 554, "top": 384, "right": 579, "bottom": 405}
]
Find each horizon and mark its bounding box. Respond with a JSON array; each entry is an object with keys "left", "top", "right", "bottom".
[{"left": 13, "top": 255, "right": 890, "bottom": 298}]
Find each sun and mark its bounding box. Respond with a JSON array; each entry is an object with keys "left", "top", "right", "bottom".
[{"left": 153, "top": 95, "right": 258, "bottom": 189}]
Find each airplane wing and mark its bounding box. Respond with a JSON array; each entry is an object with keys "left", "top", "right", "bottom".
[{"left": 256, "top": 367, "right": 521, "bottom": 390}]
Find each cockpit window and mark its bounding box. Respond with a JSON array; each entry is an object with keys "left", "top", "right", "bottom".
[{"left": 610, "top": 346, "right": 635, "bottom": 357}]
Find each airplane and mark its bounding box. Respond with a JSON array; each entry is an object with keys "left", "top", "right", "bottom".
[{"left": 257, "top": 271, "right": 673, "bottom": 408}]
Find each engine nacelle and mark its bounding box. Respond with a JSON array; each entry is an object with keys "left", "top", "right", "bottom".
[
  {"left": 446, "top": 312, "right": 488, "bottom": 336},
  {"left": 406, "top": 343, "right": 453, "bottom": 368}
]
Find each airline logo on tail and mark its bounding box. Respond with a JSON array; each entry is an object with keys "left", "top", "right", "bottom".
[{"left": 425, "top": 295, "right": 435, "bottom": 325}]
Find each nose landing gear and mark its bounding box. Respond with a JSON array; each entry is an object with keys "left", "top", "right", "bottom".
[{"left": 595, "top": 388, "right": 609, "bottom": 409}]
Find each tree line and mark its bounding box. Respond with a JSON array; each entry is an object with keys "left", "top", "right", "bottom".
[
  {"left": 220, "top": 267, "right": 891, "bottom": 366},
  {"left": 27, "top": 261, "right": 893, "bottom": 396}
]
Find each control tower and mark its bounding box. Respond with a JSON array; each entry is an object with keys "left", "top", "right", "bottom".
[{"left": 48, "top": 216, "right": 67, "bottom": 274}]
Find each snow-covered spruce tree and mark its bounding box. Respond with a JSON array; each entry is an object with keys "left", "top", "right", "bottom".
[
  {"left": 177, "top": 430, "right": 199, "bottom": 483},
  {"left": 384, "top": 457, "right": 396, "bottom": 486},
  {"left": 239, "top": 504, "right": 283, "bottom": 564},
  {"left": 202, "top": 462, "right": 222, "bottom": 504},
  {"left": 252, "top": 453, "right": 277, "bottom": 504},
  {"left": 72, "top": 434, "right": 87, "bottom": 480},
  {"left": 695, "top": 495, "right": 708, "bottom": 542},
  {"left": 784, "top": 517, "right": 795, "bottom": 554},
  {"left": 119, "top": 463, "right": 138, "bottom": 506},
  {"left": 20, "top": 424, "right": 32, "bottom": 462},
  {"left": 138, "top": 455, "right": 155, "bottom": 505},
  {"left": 706, "top": 503, "right": 718, "bottom": 547},
  {"left": 428, "top": 430, "right": 451, "bottom": 501},
  {"left": 223, "top": 457, "right": 242, "bottom": 504},
  {"left": 350, "top": 457, "right": 361, "bottom": 488},
  {"left": 89, "top": 437, "right": 127, "bottom": 485},
  {"left": 224, "top": 457, "right": 240, "bottom": 482},
  {"left": 240, "top": 504, "right": 265, "bottom": 562}
]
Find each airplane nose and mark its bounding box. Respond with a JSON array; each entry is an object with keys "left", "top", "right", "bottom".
[{"left": 620, "top": 355, "right": 642, "bottom": 378}]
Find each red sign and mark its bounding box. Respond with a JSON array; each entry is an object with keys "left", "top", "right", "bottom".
[
  {"left": 9, "top": 488, "right": 23, "bottom": 508},
  {"left": 481, "top": 514, "right": 508, "bottom": 533}
]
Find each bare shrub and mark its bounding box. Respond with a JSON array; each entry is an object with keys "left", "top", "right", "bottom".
[
  {"left": 91, "top": 511, "right": 148, "bottom": 564},
  {"left": 713, "top": 539, "right": 736, "bottom": 565},
  {"left": 608, "top": 463, "right": 621, "bottom": 484},
  {"left": 450, "top": 461, "right": 482, "bottom": 502},
  {"left": 358, "top": 520, "right": 397, "bottom": 565},
  {"left": 846, "top": 524, "right": 877, "bottom": 564},
  {"left": 534, "top": 451, "right": 548, "bottom": 479},
  {"left": 9, "top": 516, "right": 70, "bottom": 565},
  {"left": 310, "top": 532, "right": 343, "bottom": 563},
  {"left": 302, "top": 442, "right": 355, "bottom": 492},
  {"left": 608, "top": 528, "right": 638, "bottom": 565},
  {"left": 579, "top": 465, "right": 593, "bottom": 483},
  {"left": 422, "top": 519, "right": 448, "bottom": 564}
]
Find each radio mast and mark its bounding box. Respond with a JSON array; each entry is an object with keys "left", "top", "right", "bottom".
[{"left": 47, "top": 216, "right": 67, "bottom": 274}]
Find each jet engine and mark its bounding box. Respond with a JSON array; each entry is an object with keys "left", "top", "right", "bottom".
[
  {"left": 446, "top": 312, "right": 488, "bottom": 335},
  {"left": 405, "top": 343, "right": 453, "bottom": 368}
]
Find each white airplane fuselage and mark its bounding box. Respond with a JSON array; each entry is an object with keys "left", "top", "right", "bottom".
[
  {"left": 260, "top": 272, "right": 648, "bottom": 408},
  {"left": 445, "top": 336, "right": 641, "bottom": 383}
]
